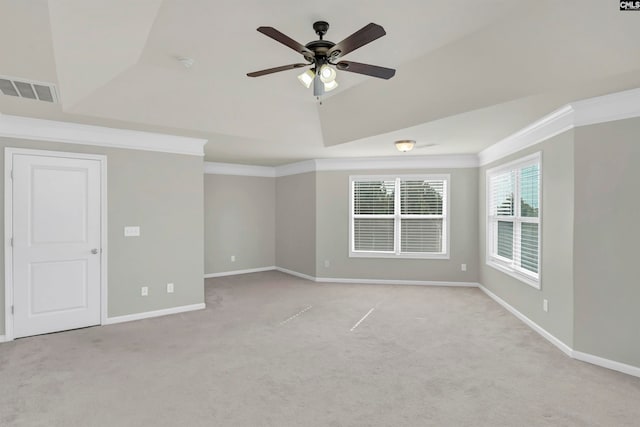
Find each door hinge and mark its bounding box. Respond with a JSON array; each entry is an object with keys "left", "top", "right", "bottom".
[
  {"left": 11, "top": 305, "right": 14, "bottom": 315},
  {"left": 9, "top": 237, "right": 12, "bottom": 247}
]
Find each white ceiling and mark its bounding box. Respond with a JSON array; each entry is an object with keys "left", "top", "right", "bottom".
[{"left": 1, "top": 0, "right": 640, "bottom": 165}]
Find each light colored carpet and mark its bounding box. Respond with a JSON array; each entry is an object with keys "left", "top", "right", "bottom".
[{"left": 1, "top": 270, "right": 638, "bottom": 426}]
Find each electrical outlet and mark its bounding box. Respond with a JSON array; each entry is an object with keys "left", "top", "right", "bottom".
[
  {"left": 461, "top": 264, "right": 467, "bottom": 272},
  {"left": 543, "top": 299, "right": 549, "bottom": 312},
  {"left": 324, "top": 260, "right": 330, "bottom": 268},
  {"left": 141, "top": 286, "right": 148, "bottom": 297},
  {"left": 124, "top": 226, "right": 141, "bottom": 237},
  {"left": 167, "top": 283, "right": 174, "bottom": 293},
  {"left": 231, "top": 255, "right": 236, "bottom": 262}
]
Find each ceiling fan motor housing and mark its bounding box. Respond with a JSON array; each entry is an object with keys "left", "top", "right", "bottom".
[{"left": 313, "top": 21, "right": 330, "bottom": 38}]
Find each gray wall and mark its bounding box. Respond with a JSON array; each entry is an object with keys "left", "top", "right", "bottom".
[
  {"left": 479, "top": 131, "right": 575, "bottom": 346},
  {"left": 275, "top": 172, "right": 316, "bottom": 277},
  {"left": 204, "top": 174, "right": 275, "bottom": 274},
  {"left": 315, "top": 168, "right": 479, "bottom": 282},
  {"left": 573, "top": 118, "right": 640, "bottom": 367},
  {"left": 1, "top": 138, "right": 204, "bottom": 335}
]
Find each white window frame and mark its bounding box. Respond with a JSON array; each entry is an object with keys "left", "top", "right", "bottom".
[
  {"left": 349, "top": 174, "right": 450, "bottom": 259},
  {"left": 486, "top": 152, "right": 542, "bottom": 289}
]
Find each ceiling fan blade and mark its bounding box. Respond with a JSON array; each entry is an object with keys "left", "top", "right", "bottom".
[
  {"left": 247, "top": 63, "right": 309, "bottom": 77},
  {"left": 335, "top": 61, "right": 396, "bottom": 79},
  {"left": 327, "top": 23, "right": 386, "bottom": 59},
  {"left": 257, "top": 27, "right": 314, "bottom": 59}
]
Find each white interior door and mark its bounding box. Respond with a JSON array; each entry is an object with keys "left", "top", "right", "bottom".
[{"left": 12, "top": 153, "right": 102, "bottom": 338}]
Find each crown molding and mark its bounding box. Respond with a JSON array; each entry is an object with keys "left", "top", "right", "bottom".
[
  {"left": 478, "top": 105, "right": 575, "bottom": 166},
  {"left": 0, "top": 114, "right": 207, "bottom": 156},
  {"left": 204, "top": 161, "right": 275, "bottom": 177},
  {"left": 274, "top": 160, "right": 317, "bottom": 177},
  {"left": 315, "top": 154, "right": 479, "bottom": 172},
  {"left": 478, "top": 88, "right": 640, "bottom": 166},
  {"left": 205, "top": 154, "right": 478, "bottom": 178},
  {"left": 572, "top": 87, "right": 640, "bottom": 127}
]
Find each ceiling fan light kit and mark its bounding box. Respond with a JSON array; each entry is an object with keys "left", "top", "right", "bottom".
[
  {"left": 297, "top": 69, "right": 315, "bottom": 88},
  {"left": 247, "top": 20, "right": 395, "bottom": 98}
]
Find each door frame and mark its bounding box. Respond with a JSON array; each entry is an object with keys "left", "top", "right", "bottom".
[{"left": 4, "top": 147, "right": 108, "bottom": 342}]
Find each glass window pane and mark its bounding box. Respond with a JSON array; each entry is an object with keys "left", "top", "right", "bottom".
[
  {"left": 353, "top": 181, "right": 395, "bottom": 214},
  {"left": 490, "top": 171, "right": 515, "bottom": 216},
  {"left": 400, "top": 180, "right": 444, "bottom": 215},
  {"left": 401, "top": 218, "right": 442, "bottom": 253},
  {"left": 353, "top": 218, "right": 394, "bottom": 251},
  {"left": 520, "top": 165, "right": 539, "bottom": 218},
  {"left": 520, "top": 223, "right": 539, "bottom": 273},
  {"left": 497, "top": 221, "right": 513, "bottom": 259}
]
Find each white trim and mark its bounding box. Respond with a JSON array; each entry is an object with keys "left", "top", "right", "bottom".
[
  {"left": 274, "top": 266, "right": 478, "bottom": 287},
  {"left": 204, "top": 155, "right": 479, "bottom": 179},
  {"left": 4, "top": 147, "right": 108, "bottom": 342},
  {"left": 315, "top": 277, "right": 479, "bottom": 287},
  {"left": 274, "top": 266, "right": 316, "bottom": 281},
  {"left": 572, "top": 351, "right": 640, "bottom": 379},
  {"left": 479, "top": 88, "right": 640, "bottom": 166},
  {"left": 204, "top": 162, "right": 275, "bottom": 177},
  {"left": 274, "top": 160, "right": 316, "bottom": 177},
  {"left": 479, "top": 284, "right": 640, "bottom": 378},
  {"left": 314, "top": 155, "right": 478, "bottom": 172},
  {"left": 479, "top": 106, "right": 574, "bottom": 166},
  {"left": 0, "top": 335, "right": 6, "bottom": 343},
  {"left": 104, "top": 303, "right": 205, "bottom": 325},
  {"left": 4, "top": 150, "right": 13, "bottom": 341},
  {"left": 204, "top": 266, "right": 276, "bottom": 278},
  {"left": 478, "top": 285, "right": 572, "bottom": 356},
  {"left": 0, "top": 114, "right": 207, "bottom": 157},
  {"left": 572, "top": 87, "right": 640, "bottom": 128}
]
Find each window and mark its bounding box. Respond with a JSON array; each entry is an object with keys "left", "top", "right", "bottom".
[
  {"left": 486, "top": 152, "right": 541, "bottom": 288},
  {"left": 349, "top": 175, "right": 449, "bottom": 259}
]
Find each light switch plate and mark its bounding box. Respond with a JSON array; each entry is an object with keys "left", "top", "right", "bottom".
[{"left": 124, "top": 226, "right": 140, "bottom": 237}]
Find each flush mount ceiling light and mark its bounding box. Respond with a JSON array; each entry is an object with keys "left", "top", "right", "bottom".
[
  {"left": 176, "top": 56, "right": 195, "bottom": 68},
  {"left": 247, "top": 21, "right": 396, "bottom": 98},
  {"left": 395, "top": 140, "right": 416, "bottom": 152}
]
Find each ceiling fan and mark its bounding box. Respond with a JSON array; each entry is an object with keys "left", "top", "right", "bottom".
[{"left": 247, "top": 21, "right": 396, "bottom": 97}]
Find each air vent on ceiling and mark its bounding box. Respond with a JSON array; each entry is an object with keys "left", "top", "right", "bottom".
[{"left": 0, "top": 76, "right": 58, "bottom": 103}]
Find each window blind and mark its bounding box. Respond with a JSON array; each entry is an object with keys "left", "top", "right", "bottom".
[
  {"left": 351, "top": 176, "right": 448, "bottom": 257},
  {"left": 487, "top": 155, "right": 540, "bottom": 286},
  {"left": 515, "top": 164, "right": 540, "bottom": 273},
  {"left": 400, "top": 180, "right": 445, "bottom": 253}
]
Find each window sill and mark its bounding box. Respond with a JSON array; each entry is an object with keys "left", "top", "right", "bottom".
[
  {"left": 350, "top": 251, "right": 450, "bottom": 260},
  {"left": 486, "top": 259, "right": 540, "bottom": 289}
]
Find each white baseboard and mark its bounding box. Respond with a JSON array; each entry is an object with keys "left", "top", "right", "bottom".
[
  {"left": 274, "top": 266, "right": 479, "bottom": 287},
  {"left": 0, "top": 335, "right": 6, "bottom": 343},
  {"left": 478, "top": 284, "right": 573, "bottom": 356},
  {"left": 478, "top": 284, "right": 640, "bottom": 378},
  {"left": 316, "top": 276, "right": 479, "bottom": 287},
  {"left": 104, "top": 303, "right": 206, "bottom": 325},
  {"left": 205, "top": 266, "right": 276, "bottom": 278},
  {"left": 572, "top": 351, "right": 640, "bottom": 378},
  {"left": 274, "top": 267, "right": 316, "bottom": 281}
]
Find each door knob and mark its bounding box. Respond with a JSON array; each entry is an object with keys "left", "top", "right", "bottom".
[{"left": 91, "top": 248, "right": 99, "bottom": 254}]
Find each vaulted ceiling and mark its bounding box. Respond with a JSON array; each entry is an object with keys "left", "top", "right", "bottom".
[{"left": 1, "top": 0, "right": 640, "bottom": 165}]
